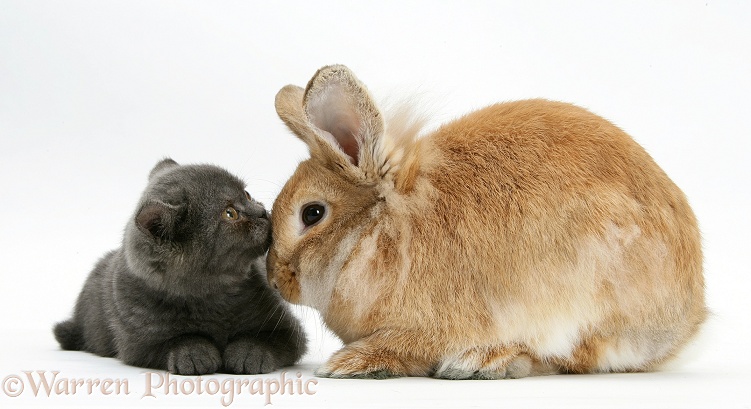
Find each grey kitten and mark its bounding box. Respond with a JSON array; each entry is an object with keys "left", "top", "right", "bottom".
[{"left": 53, "top": 158, "right": 306, "bottom": 375}]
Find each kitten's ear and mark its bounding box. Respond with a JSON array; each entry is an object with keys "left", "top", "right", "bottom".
[
  {"left": 135, "top": 201, "right": 181, "bottom": 241},
  {"left": 149, "top": 158, "right": 179, "bottom": 180}
]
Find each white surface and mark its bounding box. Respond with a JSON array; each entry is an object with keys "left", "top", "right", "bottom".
[{"left": 1, "top": 1, "right": 750, "bottom": 408}]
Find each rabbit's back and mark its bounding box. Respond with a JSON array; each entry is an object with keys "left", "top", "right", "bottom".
[{"left": 415, "top": 99, "right": 705, "bottom": 372}]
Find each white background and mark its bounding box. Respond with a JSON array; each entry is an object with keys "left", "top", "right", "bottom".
[{"left": 1, "top": 1, "right": 750, "bottom": 408}]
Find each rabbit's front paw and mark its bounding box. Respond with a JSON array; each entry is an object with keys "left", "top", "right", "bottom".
[
  {"left": 315, "top": 343, "right": 429, "bottom": 379},
  {"left": 434, "top": 346, "right": 559, "bottom": 380}
]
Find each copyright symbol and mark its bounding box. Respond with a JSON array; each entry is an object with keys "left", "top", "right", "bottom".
[{"left": 2, "top": 375, "right": 24, "bottom": 397}]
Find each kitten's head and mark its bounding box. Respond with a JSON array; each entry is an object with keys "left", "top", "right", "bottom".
[{"left": 124, "top": 158, "right": 271, "bottom": 296}]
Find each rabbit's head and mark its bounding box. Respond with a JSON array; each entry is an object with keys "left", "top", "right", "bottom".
[{"left": 267, "top": 66, "right": 425, "bottom": 316}]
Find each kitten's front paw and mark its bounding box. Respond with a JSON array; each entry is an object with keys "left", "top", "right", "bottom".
[
  {"left": 224, "top": 339, "right": 278, "bottom": 375},
  {"left": 167, "top": 338, "right": 221, "bottom": 375}
]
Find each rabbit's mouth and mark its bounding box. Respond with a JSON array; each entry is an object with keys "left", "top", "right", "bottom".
[{"left": 267, "top": 250, "right": 301, "bottom": 304}]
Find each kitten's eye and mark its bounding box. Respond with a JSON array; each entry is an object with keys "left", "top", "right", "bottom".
[
  {"left": 302, "top": 203, "right": 326, "bottom": 227},
  {"left": 244, "top": 190, "right": 251, "bottom": 201},
  {"left": 223, "top": 207, "right": 239, "bottom": 221}
]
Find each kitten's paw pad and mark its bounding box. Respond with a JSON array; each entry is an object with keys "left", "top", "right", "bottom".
[
  {"left": 224, "top": 341, "right": 278, "bottom": 375},
  {"left": 167, "top": 342, "right": 221, "bottom": 375}
]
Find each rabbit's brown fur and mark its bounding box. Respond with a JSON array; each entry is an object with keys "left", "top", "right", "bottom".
[{"left": 268, "top": 65, "right": 706, "bottom": 379}]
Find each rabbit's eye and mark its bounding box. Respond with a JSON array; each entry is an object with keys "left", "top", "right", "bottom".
[
  {"left": 302, "top": 203, "right": 325, "bottom": 227},
  {"left": 223, "top": 206, "right": 239, "bottom": 221}
]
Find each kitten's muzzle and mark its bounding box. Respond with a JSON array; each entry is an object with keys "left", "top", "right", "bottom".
[{"left": 244, "top": 202, "right": 269, "bottom": 220}]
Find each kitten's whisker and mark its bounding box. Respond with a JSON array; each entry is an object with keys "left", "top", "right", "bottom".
[
  {"left": 271, "top": 310, "right": 286, "bottom": 334},
  {"left": 256, "top": 303, "right": 282, "bottom": 337}
]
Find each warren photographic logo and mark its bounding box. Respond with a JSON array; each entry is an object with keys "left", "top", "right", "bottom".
[{"left": 2, "top": 370, "right": 317, "bottom": 406}]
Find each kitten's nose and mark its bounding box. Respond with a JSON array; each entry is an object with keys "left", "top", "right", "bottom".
[{"left": 247, "top": 203, "right": 268, "bottom": 220}]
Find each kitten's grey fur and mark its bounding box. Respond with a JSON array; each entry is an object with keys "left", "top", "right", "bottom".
[{"left": 53, "top": 159, "right": 306, "bottom": 375}]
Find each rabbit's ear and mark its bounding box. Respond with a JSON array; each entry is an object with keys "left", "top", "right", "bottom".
[
  {"left": 276, "top": 65, "right": 392, "bottom": 181},
  {"left": 276, "top": 85, "right": 353, "bottom": 171},
  {"left": 303, "top": 65, "right": 384, "bottom": 171}
]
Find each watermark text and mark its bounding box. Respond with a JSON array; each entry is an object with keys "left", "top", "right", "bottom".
[{"left": 2, "top": 370, "right": 317, "bottom": 406}]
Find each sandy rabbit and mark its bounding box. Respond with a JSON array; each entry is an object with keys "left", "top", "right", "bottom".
[{"left": 267, "top": 64, "right": 706, "bottom": 379}]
